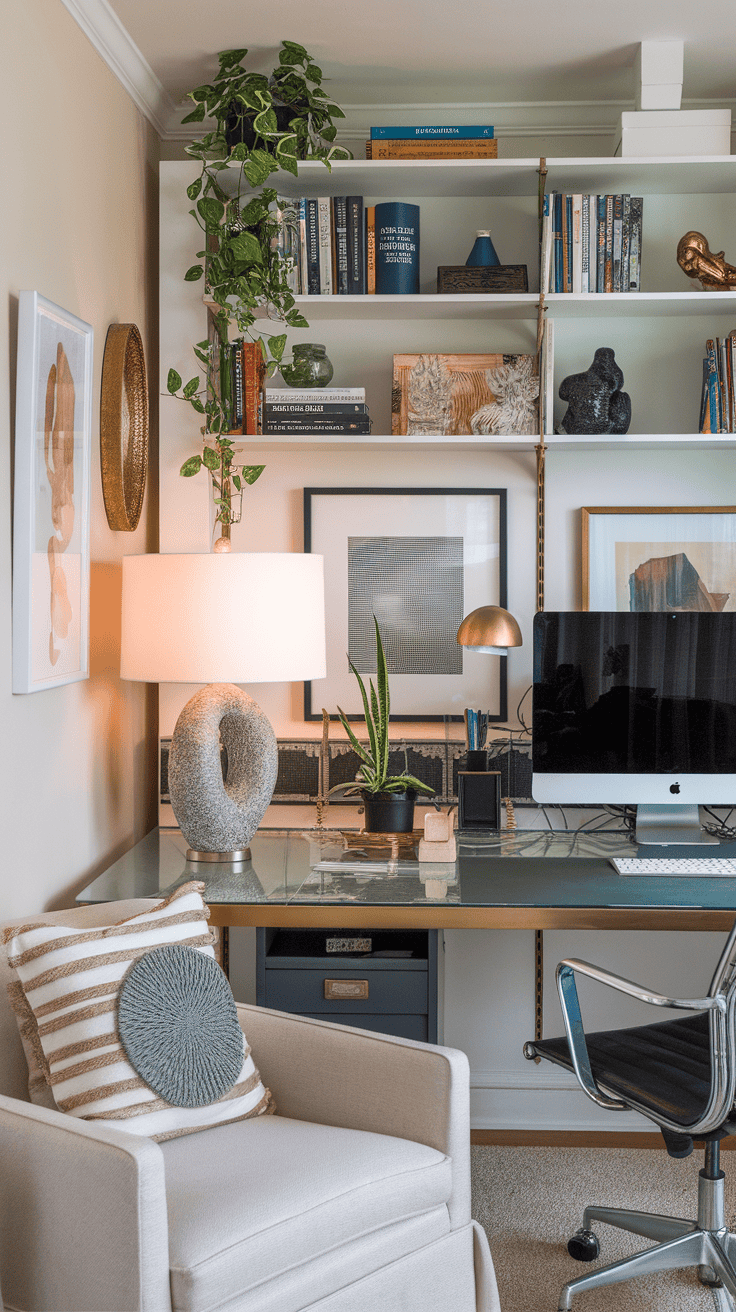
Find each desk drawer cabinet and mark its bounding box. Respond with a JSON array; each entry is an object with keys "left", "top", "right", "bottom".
[{"left": 256, "top": 928, "right": 440, "bottom": 1042}]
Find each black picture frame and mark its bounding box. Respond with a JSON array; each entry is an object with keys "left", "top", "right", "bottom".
[{"left": 304, "top": 486, "right": 508, "bottom": 723}]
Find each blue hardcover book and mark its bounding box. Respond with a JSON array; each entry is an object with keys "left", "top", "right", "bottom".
[
  {"left": 565, "top": 195, "right": 572, "bottom": 293},
  {"left": 370, "top": 125, "right": 494, "bottom": 139},
  {"left": 374, "top": 202, "right": 420, "bottom": 295}
]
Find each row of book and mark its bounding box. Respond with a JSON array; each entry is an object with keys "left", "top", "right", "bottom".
[
  {"left": 365, "top": 124, "right": 497, "bottom": 160},
  {"left": 262, "top": 387, "right": 371, "bottom": 435},
  {"left": 540, "top": 193, "right": 644, "bottom": 294},
  {"left": 700, "top": 334, "right": 736, "bottom": 434},
  {"left": 275, "top": 198, "right": 419, "bottom": 297}
]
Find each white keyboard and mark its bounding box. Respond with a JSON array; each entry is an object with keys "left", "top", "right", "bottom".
[{"left": 611, "top": 857, "right": 736, "bottom": 877}]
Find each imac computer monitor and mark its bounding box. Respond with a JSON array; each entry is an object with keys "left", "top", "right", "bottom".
[{"left": 532, "top": 611, "right": 736, "bottom": 845}]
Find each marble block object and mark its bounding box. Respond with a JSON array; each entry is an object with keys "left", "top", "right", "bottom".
[
  {"left": 168, "top": 683, "right": 278, "bottom": 854},
  {"left": 556, "top": 347, "right": 631, "bottom": 435}
]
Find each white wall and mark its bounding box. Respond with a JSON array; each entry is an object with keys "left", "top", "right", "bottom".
[
  {"left": 1, "top": 0, "right": 159, "bottom": 917},
  {"left": 161, "top": 159, "right": 736, "bottom": 1130}
]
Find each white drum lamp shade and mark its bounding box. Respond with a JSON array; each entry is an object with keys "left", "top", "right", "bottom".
[
  {"left": 121, "top": 553, "right": 326, "bottom": 684},
  {"left": 121, "top": 553, "right": 326, "bottom": 859}
]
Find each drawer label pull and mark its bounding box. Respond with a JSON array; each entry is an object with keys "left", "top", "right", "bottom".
[{"left": 324, "top": 979, "right": 369, "bottom": 1000}]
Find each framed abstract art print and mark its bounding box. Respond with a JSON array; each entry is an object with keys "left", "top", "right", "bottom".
[
  {"left": 13, "top": 291, "right": 93, "bottom": 692},
  {"left": 304, "top": 486, "right": 508, "bottom": 722},
  {"left": 582, "top": 505, "right": 736, "bottom": 612}
]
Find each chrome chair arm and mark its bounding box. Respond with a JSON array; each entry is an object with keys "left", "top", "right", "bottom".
[
  {"left": 558, "top": 958, "right": 726, "bottom": 1014},
  {"left": 551, "top": 960, "right": 724, "bottom": 1113}
]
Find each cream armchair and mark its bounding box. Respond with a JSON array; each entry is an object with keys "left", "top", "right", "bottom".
[{"left": 0, "top": 899, "right": 500, "bottom": 1312}]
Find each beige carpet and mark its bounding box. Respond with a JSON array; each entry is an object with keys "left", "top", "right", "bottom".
[{"left": 471, "top": 1145, "right": 736, "bottom": 1311}]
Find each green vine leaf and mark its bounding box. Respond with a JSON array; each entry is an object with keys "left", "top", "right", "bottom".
[
  {"left": 242, "top": 465, "right": 265, "bottom": 484},
  {"left": 181, "top": 104, "right": 206, "bottom": 124},
  {"left": 229, "top": 230, "right": 262, "bottom": 264},
  {"left": 184, "top": 264, "right": 204, "bottom": 281},
  {"left": 197, "top": 196, "right": 225, "bottom": 226},
  {"left": 269, "top": 334, "right": 287, "bottom": 362},
  {"left": 167, "top": 368, "right": 182, "bottom": 394},
  {"left": 201, "top": 447, "right": 220, "bottom": 471},
  {"left": 180, "top": 455, "right": 202, "bottom": 476}
]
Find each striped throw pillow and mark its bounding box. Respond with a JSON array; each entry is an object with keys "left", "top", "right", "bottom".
[{"left": 5, "top": 882, "right": 273, "bottom": 1141}]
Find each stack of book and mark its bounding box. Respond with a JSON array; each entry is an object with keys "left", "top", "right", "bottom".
[
  {"left": 700, "top": 334, "right": 736, "bottom": 434},
  {"left": 365, "top": 125, "right": 497, "bottom": 160},
  {"left": 540, "top": 193, "right": 644, "bottom": 294},
  {"left": 263, "top": 387, "right": 371, "bottom": 435}
]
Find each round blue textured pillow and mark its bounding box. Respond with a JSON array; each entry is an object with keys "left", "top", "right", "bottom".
[{"left": 118, "top": 944, "right": 244, "bottom": 1107}]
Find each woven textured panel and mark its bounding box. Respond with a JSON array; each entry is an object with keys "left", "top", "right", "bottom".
[{"left": 118, "top": 945, "right": 244, "bottom": 1107}]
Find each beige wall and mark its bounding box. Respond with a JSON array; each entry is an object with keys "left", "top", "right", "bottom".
[{"left": 1, "top": 0, "right": 159, "bottom": 917}]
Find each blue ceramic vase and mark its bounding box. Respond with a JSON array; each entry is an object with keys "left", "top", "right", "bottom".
[{"left": 466, "top": 231, "right": 501, "bottom": 267}]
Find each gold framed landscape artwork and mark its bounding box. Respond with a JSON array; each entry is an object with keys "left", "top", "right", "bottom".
[
  {"left": 392, "top": 352, "right": 539, "bottom": 437},
  {"left": 582, "top": 506, "right": 736, "bottom": 612}
]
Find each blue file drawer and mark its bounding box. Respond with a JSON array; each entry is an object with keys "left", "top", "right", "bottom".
[{"left": 256, "top": 928, "right": 440, "bottom": 1043}]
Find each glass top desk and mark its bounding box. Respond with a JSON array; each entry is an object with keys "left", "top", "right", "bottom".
[{"left": 76, "top": 827, "right": 736, "bottom": 933}]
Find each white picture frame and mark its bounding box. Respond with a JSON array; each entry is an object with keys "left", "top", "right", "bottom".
[
  {"left": 13, "top": 291, "right": 93, "bottom": 692},
  {"left": 304, "top": 486, "right": 508, "bottom": 722}
]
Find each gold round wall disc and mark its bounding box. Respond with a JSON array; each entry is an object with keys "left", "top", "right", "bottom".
[{"left": 100, "top": 323, "right": 149, "bottom": 531}]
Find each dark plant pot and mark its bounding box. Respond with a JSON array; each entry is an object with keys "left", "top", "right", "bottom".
[
  {"left": 362, "top": 790, "right": 416, "bottom": 834},
  {"left": 224, "top": 102, "right": 300, "bottom": 154}
]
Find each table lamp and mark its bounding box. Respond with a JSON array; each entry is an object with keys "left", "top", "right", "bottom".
[
  {"left": 456, "top": 605, "right": 523, "bottom": 655},
  {"left": 121, "top": 553, "right": 325, "bottom": 861}
]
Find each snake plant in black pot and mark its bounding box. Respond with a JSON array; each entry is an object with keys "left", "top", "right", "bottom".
[{"left": 329, "top": 619, "right": 435, "bottom": 833}]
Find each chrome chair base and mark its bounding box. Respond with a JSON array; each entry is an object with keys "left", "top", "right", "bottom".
[{"left": 559, "top": 1151, "right": 736, "bottom": 1311}]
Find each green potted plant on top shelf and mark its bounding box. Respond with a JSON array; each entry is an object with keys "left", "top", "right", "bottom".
[
  {"left": 329, "top": 619, "right": 435, "bottom": 833},
  {"left": 167, "top": 42, "right": 351, "bottom": 535}
]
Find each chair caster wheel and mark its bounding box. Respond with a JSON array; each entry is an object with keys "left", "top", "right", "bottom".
[{"left": 567, "top": 1229, "right": 600, "bottom": 1262}]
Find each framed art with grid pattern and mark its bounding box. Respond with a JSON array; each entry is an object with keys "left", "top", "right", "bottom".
[{"left": 303, "top": 487, "right": 508, "bottom": 722}]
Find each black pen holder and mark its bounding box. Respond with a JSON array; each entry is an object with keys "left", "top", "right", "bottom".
[
  {"left": 464, "top": 750, "right": 488, "bottom": 772},
  {"left": 458, "top": 770, "right": 501, "bottom": 831}
]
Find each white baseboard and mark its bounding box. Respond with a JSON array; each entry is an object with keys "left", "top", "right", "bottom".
[{"left": 469, "top": 1069, "right": 653, "bottom": 1131}]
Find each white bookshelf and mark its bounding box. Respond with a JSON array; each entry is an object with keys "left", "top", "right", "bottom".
[
  {"left": 166, "top": 153, "right": 736, "bottom": 460},
  {"left": 219, "top": 155, "right": 736, "bottom": 199},
  {"left": 232, "top": 433, "right": 736, "bottom": 453},
  {"left": 260, "top": 291, "right": 736, "bottom": 321}
]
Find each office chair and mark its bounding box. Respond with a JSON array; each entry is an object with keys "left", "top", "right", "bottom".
[{"left": 524, "top": 918, "right": 736, "bottom": 1311}]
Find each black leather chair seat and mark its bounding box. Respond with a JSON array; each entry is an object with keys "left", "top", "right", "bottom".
[{"left": 534, "top": 1011, "right": 719, "bottom": 1127}]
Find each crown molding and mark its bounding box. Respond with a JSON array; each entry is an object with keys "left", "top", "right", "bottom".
[
  {"left": 59, "top": 0, "right": 177, "bottom": 136},
  {"left": 55, "top": 4, "right": 736, "bottom": 148},
  {"left": 165, "top": 94, "right": 736, "bottom": 144}
]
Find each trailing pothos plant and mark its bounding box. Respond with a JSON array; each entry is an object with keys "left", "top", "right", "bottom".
[
  {"left": 167, "top": 41, "right": 351, "bottom": 531},
  {"left": 328, "top": 620, "right": 436, "bottom": 800},
  {"left": 168, "top": 354, "right": 264, "bottom": 535}
]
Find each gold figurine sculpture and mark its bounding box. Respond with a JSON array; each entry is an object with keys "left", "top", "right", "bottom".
[{"left": 677, "top": 231, "right": 736, "bottom": 290}]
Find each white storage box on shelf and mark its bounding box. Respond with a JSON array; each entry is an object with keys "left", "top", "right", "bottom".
[{"left": 614, "top": 110, "right": 732, "bottom": 158}]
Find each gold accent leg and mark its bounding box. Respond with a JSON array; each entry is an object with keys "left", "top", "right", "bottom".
[
  {"left": 534, "top": 170, "right": 548, "bottom": 1057},
  {"left": 315, "top": 707, "right": 330, "bottom": 828},
  {"left": 213, "top": 925, "right": 230, "bottom": 978},
  {"left": 535, "top": 928, "right": 544, "bottom": 1055}
]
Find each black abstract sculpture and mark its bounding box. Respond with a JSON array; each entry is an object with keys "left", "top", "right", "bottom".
[{"left": 556, "top": 347, "right": 631, "bottom": 435}]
